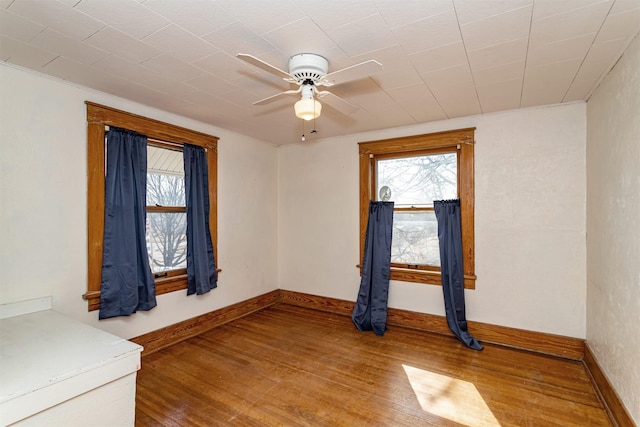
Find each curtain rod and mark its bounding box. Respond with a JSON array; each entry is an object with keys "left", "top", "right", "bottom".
[{"left": 104, "top": 125, "right": 185, "bottom": 151}]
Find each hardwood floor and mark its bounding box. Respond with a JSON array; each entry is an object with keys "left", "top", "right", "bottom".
[{"left": 135, "top": 304, "right": 611, "bottom": 426}]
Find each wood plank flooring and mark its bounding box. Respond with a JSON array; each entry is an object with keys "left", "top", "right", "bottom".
[{"left": 135, "top": 304, "right": 611, "bottom": 426}]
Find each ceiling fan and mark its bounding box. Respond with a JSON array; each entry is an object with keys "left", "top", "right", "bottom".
[{"left": 236, "top": 53, "right": 383, "bottom": 121}]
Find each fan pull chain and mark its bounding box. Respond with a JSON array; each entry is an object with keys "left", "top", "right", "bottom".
[{"left": 311, "top": 91, "right": 318, "bottom": 135}]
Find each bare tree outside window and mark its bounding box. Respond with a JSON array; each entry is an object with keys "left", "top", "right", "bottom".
[
  {"left": 146, "top": 146, "right": 187, "bottom": 275},
  {"left": 376, "top": 153, "right": 457, "bottom": 267}
]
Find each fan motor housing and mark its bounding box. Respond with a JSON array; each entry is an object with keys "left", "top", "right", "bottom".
[{"left": 288, "top": 53, "right": 329, "bottom": 84}]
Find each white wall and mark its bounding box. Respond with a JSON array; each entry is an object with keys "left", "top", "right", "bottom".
[
  {"left": 586, "top": 34, "right": 640, "bottom": 423},
  {"left": 0, "top": 64, "right": 279, "bottom": 339},
  {"left": 279, "top": 102, "right": 587, "bottom": 338}
]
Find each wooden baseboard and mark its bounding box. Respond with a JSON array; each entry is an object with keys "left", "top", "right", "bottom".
[
  {"left": 466, "top": 319, "right": 584, "bottom": 360},
  {"left": 133, "top": 289, "right": 584, "bottom": 360},
  {"left": 583, "top": 343, "right": 636, "bottom": 427},
  {"left": 131, "top": 290, "right": 279, "bottom": 356},
  {"left": 279, "top": 289, "right": 584, "bottom": 360},
  {"left": 279, "top": 289, "right": 355, "bottom": 316}
]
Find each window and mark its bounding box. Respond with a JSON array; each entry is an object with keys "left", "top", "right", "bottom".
[
  {"left": 146, "top": 143, "right": 187, "bottom": 279},
  {"left": 359, "top": 128, "right": 476, "bottom": 288},
  {"left": 84, "top": 102, "right": 218, "bottom": 311}
]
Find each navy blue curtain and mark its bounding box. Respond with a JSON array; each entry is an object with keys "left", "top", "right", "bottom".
[
  {"left": 434, "top": 199, "right": 483, "bottom": 350},
  {"left": 352, "top": 201, "right": 394, "bottom": 336},
  {"left": 100, "top": 127, "right": 157, "bottom": 319},
  {"left": 183, "top": 144, "right": 217, "bottom": 295}
]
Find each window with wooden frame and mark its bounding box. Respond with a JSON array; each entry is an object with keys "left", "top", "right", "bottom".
[
  {"left": 84, "top": 102, "right": 219, "bottom": 311},
  {"left": 359, "top": 128, "right": 476, "bottom": 288}
]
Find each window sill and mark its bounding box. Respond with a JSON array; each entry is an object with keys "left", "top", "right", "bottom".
[
  {"left": 155, "top": 274, "right": 189, "bottom": 294},
  {"left": 356, "top": 265, "right": 475, "bottom": 289},
  {"left": 83, "top": 269, "right": 222, "bottom": 312}
]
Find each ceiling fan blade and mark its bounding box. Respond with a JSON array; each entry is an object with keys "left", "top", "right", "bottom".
[
  {"left": 236, "top": 53, "right": 295, "bottom": 82},
  {"left": 317, "top": 90, "right": 358, "bottom": 115},
  {"left": 318, "top": 60, "right": 383, "bottom": 87},
  {"left": 253, "top": 88, "right": 301, "bottom": 105}
]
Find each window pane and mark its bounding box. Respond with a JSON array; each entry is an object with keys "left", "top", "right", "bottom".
[
  {"left": 392, "top": 211, "right": 440, "bottom": 266},
  {"left": 377, "top": 153, "right": 457, "bottom": 206},
  {"left": 146, "top": 212, "right": 187, "bottom": 274},
  {"left": 147, "top": 145, "right": 185, "bottom": 206},
  {"left": 147, "top": 173, "right": 185, "bottom": 206}
]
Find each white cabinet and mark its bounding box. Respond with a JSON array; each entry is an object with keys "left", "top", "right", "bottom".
[{"left": 0, "top": 298, "right": 142, "bottom": 426}]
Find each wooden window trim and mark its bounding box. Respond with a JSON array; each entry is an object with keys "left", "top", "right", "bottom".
[
  {"left": 84, "top": 102, "right": 219, "bottom": 311},
  {"left": 358, "top": 128, "right": 476, "bottom": 289}
]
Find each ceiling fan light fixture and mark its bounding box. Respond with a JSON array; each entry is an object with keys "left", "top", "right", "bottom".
[
  {"left": 294, "top": 97, "right": 322, "bottom": 121},
  {"left": 237, "top": 52, "right": 382, "bottom": 125}
]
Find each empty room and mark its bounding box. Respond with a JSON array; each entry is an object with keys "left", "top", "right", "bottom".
[{"left": 0, "top": 1, "right": 638, "bottom": 426}]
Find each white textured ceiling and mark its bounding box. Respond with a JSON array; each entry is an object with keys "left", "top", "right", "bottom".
[{"left": 1, "top": 0, "right": 638, "bottom": 145}]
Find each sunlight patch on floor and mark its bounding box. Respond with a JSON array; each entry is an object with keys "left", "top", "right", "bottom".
[{"left": 402, "top": 364, "right": 500, "bottom": 426}]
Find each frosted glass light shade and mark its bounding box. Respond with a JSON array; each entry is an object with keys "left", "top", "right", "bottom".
[{"left": 294, "top": 98, "right": 322, "bottom": 120}]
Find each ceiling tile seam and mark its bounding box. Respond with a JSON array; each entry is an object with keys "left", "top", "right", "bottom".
[
  {"left": 35, "top": 28, "right": 113, "bottom": 67},
  {"left": 257, "top": 15, "right": 306, "bottom": 38},
  {"left": 186, "top": 53, "right": 226, "bottom": 79},
  {"left": 84, "top": 1, "right": 175, "bottom": 41},
  {"left": 531, "top": 0, "right": 614, "bottom": 23},
  {"left": 411, "top": 71, "right": 452, "bottom": 120},
  {"left": 380, "top": 7, "right": 452, "bottom": 33},
  {"left": 560, "top": 0, "right": 617, "bottom": 103},
  {"left": 84, "top": 26, "right": 166, "bottom": 66},
  {"left": 6, "top": 11, "right": 48, "bottom": 44},
  {"left": 359, "top": 93, "right": 410, "bottom": 123},
  {"left": 374, "top": 84, "right": 424, "bottom": 124},
  {"left": 281, "top": 14, "right": 333, "bottom": 54},
  {"left": 0, "top": 33, "right": 53, "bottom": 63},
  {"left": 384, "top": 8, "right": 453, "bottom": 32},
  {"left": 256, "top": 16, "right": 327, "bottom": 61},
  {"left": 170, "top": 26, "right": 223, "bottom": 55},
  {"left": 63, "top": 3, "right": 110, "bottom": 40},
  {"left": 193, "top": 19, "right": 239, "bottom": 42},
  {"left": 465, "top": 37, "right": 528, "bottom": 55},
  {"left": 209, "top": 2, "right": 239, "bottom": 21},
  {"left": 94, "top": 52, "right": 197, "bottom": 91},
  {"left": 130, "top": 51, "right": 165, "bottom": 68},
  {"left": 402, "top": 51, "right": 449, "bottom": 119},
  {"left": 526, "top": 54, "right": 592, "bottom": 69},
  {"left": 452, "top": 0, "right": 484, "bottom": 115},
  {"left": 458, "top": 3, "right": 534, "bottom": 28},
  {"left": 38, "top": 56, "right": 78, "bottom": 80},
  {"left": 321, "top": 12, "right": 385, "bottom": 59},
  {"left": 40, "top": 55, "right": 60, "bottom": 69},
  {"left": 79, "top": 22, "right": 106, "bottom": 43},
  {"left": 379, "top": 11, "right": 450, "bottom": 119},
  {"left": 4, "top": 2, "right": 105, "bottom": 43},
  {"left": 518, "top": 3, "right": 536, "bottom": 108},
  {"left": 195, "top": 60, "right": 278, "bottom": 89},
  {"left": 326, "top": 11, "right": 381, "bottom": 33},
  {"left": 527, "top": 32, "right": 598, "bottom": 57},
  {"left": 139, "top": 20, "right": 178, "bottom": 43},
  {"left": 582, "top": 30, "right": 640, "bottom": 102},
  {"left": 199, "top": 21, "right": 282, "bottom": 61},
  {"left": 181, "top": 76, "right": 230, "bottom": 97}
]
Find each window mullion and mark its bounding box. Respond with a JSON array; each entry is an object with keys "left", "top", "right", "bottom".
[{"left": 147, "top": 206, "right": 186, "bottom": 213}]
